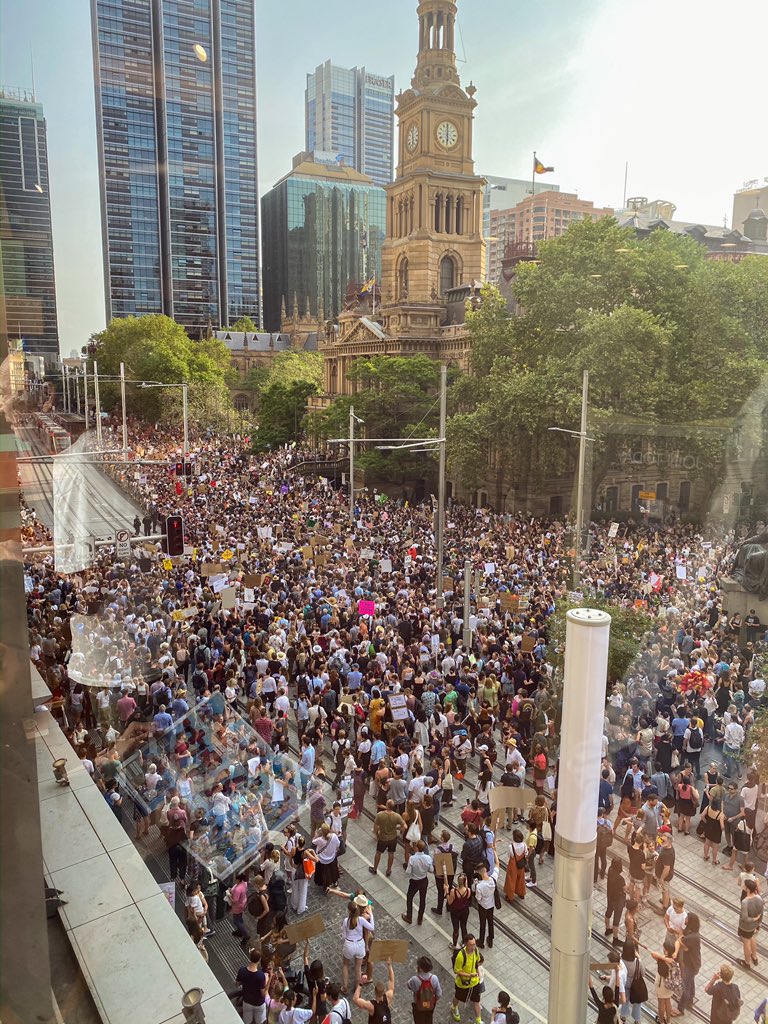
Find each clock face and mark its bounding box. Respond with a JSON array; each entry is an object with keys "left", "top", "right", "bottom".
[
  {"left": 436, "top": 120, "right": 458, "bottom": 149},
  {"left": 406, "top": 124, "right": 419, "bottom": 151}
]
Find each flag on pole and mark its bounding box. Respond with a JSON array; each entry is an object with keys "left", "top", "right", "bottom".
[
  {"left": 533, "top": 154, "right": 555, "bottom": 175},
  {"left": 360, "top": 277, "right": 376, "bottom": 294}
]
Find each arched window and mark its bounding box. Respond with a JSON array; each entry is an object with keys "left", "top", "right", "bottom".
[
  {"left": 398, "top": 256, "right": 409, "bottom": 299},
  {"left": 439, "top": 254, "right": 456, "bottom": 294}
]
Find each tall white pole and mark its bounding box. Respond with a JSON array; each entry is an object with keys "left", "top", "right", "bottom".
[
  {"left": 93, "top": 360, "right": 103, "bottom": 447},
  {"left": 82, "top": 361, "right": 89, "bottom": 430},
  {"left": 573, "top": 369, "right": 589, "bottom": 588},
  {"left": 462, "top": 559, "right": 472, "bottom": 650},
  {"left": 548, "top": 607, "right": 611, "bottom": 1024},
  {"left": 74, "top": 369, "right": 81, "bottom": 414},
  {"left": 63, "top": 365, "right": 69, "bottom": 413},
  {"left": 349, "top": 405, "right": 355, "bottom": 524},
  {"left": 436, "top": 364, "right": 447, "bottom": 609},
  {"left": 119, "top": 361, "right": 128, "bottom": 454},
  {"left": 182, "top": 382, "right": 189, "bottom": 460}
]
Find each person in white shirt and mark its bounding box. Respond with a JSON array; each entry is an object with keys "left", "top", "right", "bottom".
[
  {"left": 274, "top": 687, "right": 291, "bottom": 715},
  {"left": 472, "top": 862, "right": 500, "bottom": 949},
  {"left": 723, "top": 716, "right": 745, "bottom": 779}
]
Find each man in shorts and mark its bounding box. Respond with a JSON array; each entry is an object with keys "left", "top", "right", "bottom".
[
  {"left": 654, "top": 833, "right": 675, "bottom": 909},
  {"left": 369, "top": 799, "right": 405, "bottom": 877},
  {"left": 450, "top": 934, "right": 483, "bottom": 1023}
]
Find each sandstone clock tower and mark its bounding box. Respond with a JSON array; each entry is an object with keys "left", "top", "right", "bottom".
[{"left": 379, "top": 0, "right": 486, "bottom": 336}]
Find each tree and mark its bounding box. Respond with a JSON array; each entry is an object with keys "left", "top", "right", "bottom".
[
  {"left": 87, "top": 315, "right": 234, "bottom": 425},
  {"left": 448, "top": 219, "right": 768, "bottom": 510},
  {"left": 253, "top": 379, "right": 319, "bottom": 451},
  {"left": 316, "top": 355, "right": 444, "bottom": 483},
  {"left": 230, "top": 315, "right": 259, "bottom": 333}
]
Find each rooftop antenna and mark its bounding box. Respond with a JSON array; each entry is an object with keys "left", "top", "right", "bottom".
[
  {"left": 456, "top": 15, "right": 467, "bottom": 64},
  {"left": 30, "top": 46, "right": 36, "bottom": 100},
  {"left": 622, "top": 160, "right": 628, "bottom": 208}
]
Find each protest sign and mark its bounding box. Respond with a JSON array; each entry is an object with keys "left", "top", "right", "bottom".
[{"left": 358, "top": 599, "right": 376, "bottom": 616}]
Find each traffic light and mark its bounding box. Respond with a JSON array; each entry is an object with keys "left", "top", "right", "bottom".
[
  {"left": 166, "top": 514, "right": 185, "bottom": 556},
  {"left": 176, "top": 461, "right": 193, "bottom": 477}
]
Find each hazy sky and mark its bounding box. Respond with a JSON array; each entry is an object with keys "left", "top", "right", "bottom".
[{"left": 2, "top": 0, "right": 766, "bottom": 354}]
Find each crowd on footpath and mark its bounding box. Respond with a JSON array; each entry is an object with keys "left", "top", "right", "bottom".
[{"left": 21, "top": 417, "right": 768, "bottom": 1024}]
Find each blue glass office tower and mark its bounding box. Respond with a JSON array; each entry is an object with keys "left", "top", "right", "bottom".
[
  {"left": 91, "top": 0, "right": 260, "bottom": 334},
  {"left": 261, "top": 155, "right": 386, "bottom": 332},
  {"left": 0, "top": 88, "right": 59, "bottom": 358},
  {"left": 305, "top": 61, "right": 394, "bottom": 186}
]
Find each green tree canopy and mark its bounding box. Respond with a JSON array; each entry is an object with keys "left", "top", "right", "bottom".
[
  {"left": 315, "top": 355, "right": 445, "bottom": 483},
  {"left": 254, "top": 379, "right": 319, "bottom": 451},
  {"left": 87, "top": 315, "right": 233, "bottom": 423},
  {"left": 447, "top": 219, "right": 768, "bottom": 507},
  {"left": 230, "top": 315, "right": 259, "bottom": 333}
]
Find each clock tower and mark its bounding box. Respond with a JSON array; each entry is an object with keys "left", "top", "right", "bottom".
[{"left": 379, "top": 0, "right": 486, "bottom": 335}]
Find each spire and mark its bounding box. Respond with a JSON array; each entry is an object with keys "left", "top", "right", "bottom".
[
  {"left": 280, "top": 294, "right": 287, "bottom": 324},
  {"left": 413, "top": 1, "right": 460, "bottom": 88}
]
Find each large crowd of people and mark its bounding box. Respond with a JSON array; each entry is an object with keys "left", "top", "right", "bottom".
[{"left": 23, "top": 416, "right": 768, "bottom": 1024}]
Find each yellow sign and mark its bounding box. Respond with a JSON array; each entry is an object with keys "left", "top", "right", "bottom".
[
  {"left": 162, "top": 558, "right": 173, "bottom": 570},
  {"left": 638, "top": 491, "right": 656, "bottom": 500},
  {"left": 222, "top": 549, "right": 234, "bottom": 561}
]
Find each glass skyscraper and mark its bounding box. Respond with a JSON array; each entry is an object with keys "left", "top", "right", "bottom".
[
  {"left": 91, "top": 0, "right": 260, "bottom": 334},
  {"left": 305, "top": 61, "right": 394, "bottom": 186},
  {"left": 0, "top": 88, "right": 59, "bottom": 358},
  {"left": 261, "top": 155, "right": 386, "bottom": 332}
]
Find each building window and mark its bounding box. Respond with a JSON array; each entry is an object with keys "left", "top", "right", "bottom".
[
  {"left": 398, "top": 256, "right": 409, "bottom": 299},
  {"left": 604, "top": 486, "right": 618, "bottom": 513},
  {"left": 549, "top": 495, "right": 563, "bottom": 515},
  {"left": 439, "top": 254, "right": 456, "bottom": 294},
  {"left": 679, "top": 480, "right": 691, "bottom": 512},
  {"left": 631, "top": 484, "right": 643, "bottom": 510},
  {"left": 656, "top": 482, "right": 668, "bottom": 502}
]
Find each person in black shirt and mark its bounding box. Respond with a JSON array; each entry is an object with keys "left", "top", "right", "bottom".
[
  {"left": 588, "top": 978, "right": 619, "bottom": 1023},
  {"left": 236, "top": 948, "right": 267, "bottom": 1024},
  {"left": 676, "top": 912, "right": 701, "bottom": 1013},
  {"left": 353, "top": 959, "right": 395, "bottom": 1024}
]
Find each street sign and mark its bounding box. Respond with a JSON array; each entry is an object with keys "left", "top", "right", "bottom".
[
  {"left": 638, "top": 490, "right": 656, "bottom": 500},
  {"left": 115, "top": 528, "right": 131, "bottom": 561}
]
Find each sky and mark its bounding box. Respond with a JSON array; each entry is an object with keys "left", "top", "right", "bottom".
[{"left": 2, "top": 0, "right": 766, "bottom": 355}]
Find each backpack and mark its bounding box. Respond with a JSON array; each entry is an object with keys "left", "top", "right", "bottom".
[
  {"left": 688, "top": 728, "right": 703, "bottom": 751},
  {"left": 324, "top": 999, "right": 352, "bottom": 1024},
  {"left": 719, "top": 984, "right": 742, "bottom": 1023},
  {"left": 267, "top": 874, "right": 288, "bottom": 913},
  {"left": 415, "top": 977, "right": 437, "bottom": 1012},
  {"left": 597, "top": 823, "right": 614, "bottom": 851},
  {"left": 504, "top": 1010, "right": 520, "bottom": 1024}
]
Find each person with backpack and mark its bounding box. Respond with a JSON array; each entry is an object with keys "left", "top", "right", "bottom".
[
  {"left": 353, "top": 959, "right": 394, "bottom": 1024},
  {"left": 407, "top": 956, "right": 442, "bottom": 1024},
  {"left": 490, "top": 992, "right": 519, "bottom": 1024},
  {"left": 703, "top": 963, "right": 742, "bottom": 1024},
  {"left": 267, "top": 866, "right": 289, "bottom": 918},
  {"left": 683, "top": 717, "right": 704, "bottom": 779},
  {"left": 450, "top": 934, "right": 483, "bottom": 1024},
  {"left": 325, "top": 983, "right": 353, "bottom": 1024}
]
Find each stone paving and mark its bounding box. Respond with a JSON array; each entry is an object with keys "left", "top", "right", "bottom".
[{"left": 126, "top": 731, "right": 767, "bottom": 1024}]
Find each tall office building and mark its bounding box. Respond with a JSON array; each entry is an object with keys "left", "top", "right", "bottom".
[
  {"left": 91, "top": 0, "right": 260, "bottom": 334},
  {"left": 0, "top": 88, "right": 59, "bottom": 358},
  {"left": 305, "top": 61, "right": 395, "bottom": 186},
  {"left": 261, "top": 151, "right": 386, "bottom": 331},
  {"left": 482, "top": 175, "right": 559, "bottom": 283}
]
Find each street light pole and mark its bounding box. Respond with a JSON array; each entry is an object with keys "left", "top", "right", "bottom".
[
  {"left": 62, "top": 365, "right": 69, "bottom": 413},
  {"left": 74, "top": 369, "right": 81, "bottom": 414},
  {"left": 436, "top": 364, "right": 447, "bottom": 609},
  {"left": 548, "top": 607, "right": 611, "bottom": 1024},
  {"left": 349, "top": 404, "right": 355, "bottom": 524},
  {"left": 182, "top": 382, "right": 189, "bottom": 460},
  {"left": 119, "top": 361, "right": 128, "bottom": 454},
  {"left": 462, "top": 559, "right": 473, "bottom": 650},
  {"left": 573, "top": 369, "right": 589, "bottom": 588},
  {"left": 93, "top": 360, "right": 103, "bottom": 447},
  {"left": 82, "top": 361, "right": 89, "bottom": 430}
]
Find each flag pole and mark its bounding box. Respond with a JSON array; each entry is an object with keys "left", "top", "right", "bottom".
[{"left": 531, "top": 151, "right": 536, "bottom": 196}]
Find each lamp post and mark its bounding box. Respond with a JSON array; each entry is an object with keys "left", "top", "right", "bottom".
[
  {"left": 82, "top": 360, "right": 89, "bottom": 430},
  {"left": 119, "top": 361, "right": 128, "bottom": 454},
  {"left": 349, "top": 405, "right": 356, "bottom": 524},
  {"left": 93, "top": 360, "right": 103, "bottom": 448},
  {"left": 436, "top": 364, "right": 447, "bottom": 608},
  {"left": 548, "top": 607, "right": 610, "bottom": 1023},
  {"left": 548, "top": 369, "right": 591, "bottom": 588},
  {"left": 462, "top": 559, "right": 473, "bottom": 650}
]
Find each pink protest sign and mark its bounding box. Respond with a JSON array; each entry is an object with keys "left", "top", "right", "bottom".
[{"left": 358, "top": 599, "right": 376, "bottom": 616}]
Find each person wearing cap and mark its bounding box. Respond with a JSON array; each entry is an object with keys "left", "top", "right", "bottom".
[{"left": 341, "top": 894, "right": 375, "bottom": 993}]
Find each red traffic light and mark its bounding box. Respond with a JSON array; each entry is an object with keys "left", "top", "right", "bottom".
[{"left": 166, "top": 514, "right": 185, "bottom": 556}]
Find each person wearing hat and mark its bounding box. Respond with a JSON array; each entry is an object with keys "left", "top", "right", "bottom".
[{"left": 341, "top": 894, "right": 375, "bottom": 993}]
